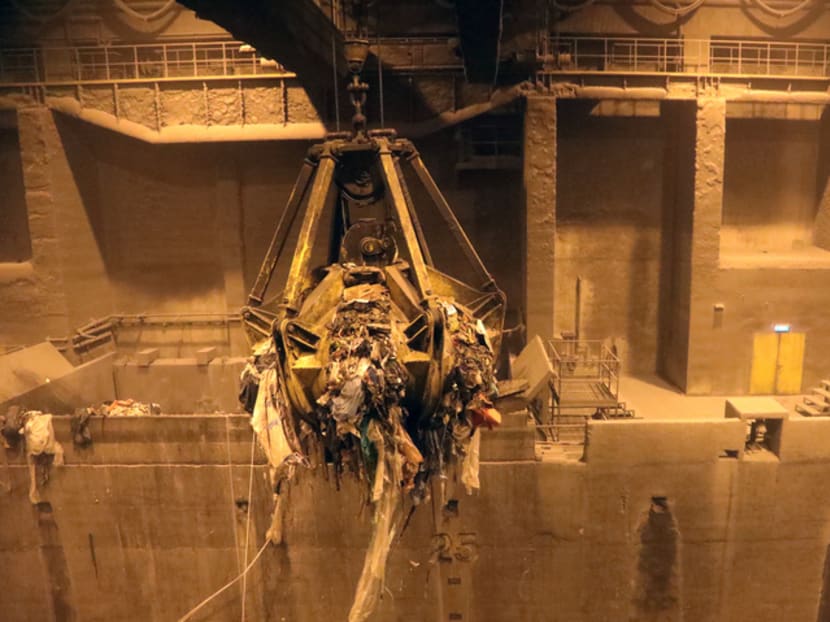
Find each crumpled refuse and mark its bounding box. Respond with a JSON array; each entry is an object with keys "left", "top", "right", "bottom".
[
  {"left": 252, "top": 367, "right": 294, "bottom": 474},
  {"left": 238, "top": 357, "right": 262, "bottom": 413},
  {"left": 71, "top": 407, "right": 95, "bottom": 446},
  {"left": 23, "top": 411, "right": 62, "bottom": 458},
  {"left": 103, "top": 399, "right": 161, "bottom": 417},
  {"left": 461, "top": 428, "right": 481, "bottom": 494},
  {"left": 21, "top": 411, "right": 64, "bottom": 504},
  {"left": 240, "top": 264, "right": 501, "bottom": 621},
  {"left": 347, "top": 450, "right": 403, "bottom": 622},
  {"left": 1, "top": 405, "right": 24, "bottom": 449},
  {"left": 412, "top": 301, "right": 502, "bottom": 506},
  {"left": 330, "top": 376, "right": 365, "bottom": 422}
]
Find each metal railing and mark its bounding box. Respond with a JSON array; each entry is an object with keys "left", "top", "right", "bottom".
[
  {"left": 46, "top": 312, "right": 244, "bottom": 360},
  {"left": 542, "top": 35, "right": 830, "bottom": 79},
  {"left": 548, "top": 338, "right": 621, "bottom": 406},
  {"left": 0, "top": 40, "right": 292, "bottom": 85}
]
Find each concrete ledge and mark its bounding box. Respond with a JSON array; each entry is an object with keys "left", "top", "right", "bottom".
[
  {"left": 114, "top": 357, "right": 245, "bottom": 413},
  {"left": 584, "top": 419, "right": 746, "bottom": 465},
  {"left": 3, "top": 414, "right": 258, "bottom": 466},
  {"left": 779, "top": 417, "right": 830, "bottom": 463},
  {"left": 480, "top": 426, "right": 535, "bottom": 461}
]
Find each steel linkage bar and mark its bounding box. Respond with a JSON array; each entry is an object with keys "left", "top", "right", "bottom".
[
  {"left": 377, "top": 137, "right": 433, "bottom": 298},
  {"left": 281, "top": 148, "right": 336, "bottom": 312},
  {"left": 248, "top": 156, "right": 318, "bottom": 306},
  {"left": 407, "top": 151, "right": 497, "bottom": 291}
]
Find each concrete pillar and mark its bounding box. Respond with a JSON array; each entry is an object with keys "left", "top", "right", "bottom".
[
  {"left": 523, "top": 95, "right": 557, "bottom": 344},
  {"left": 813, "top": 106, "right": 830, "bottom": 250},
  {"left": 685, "top": 98, "right": 727, "bottom": 394},
  {"left": 657, "top": 101, "right": 696, "bottom": 391},
  {"left": 49, "top": 110, "right": 113, "bottom": 327},
  {"left": 0, "top": 107, "right": 72, "bottom": 342}
]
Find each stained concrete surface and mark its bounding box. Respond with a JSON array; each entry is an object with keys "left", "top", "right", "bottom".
[
  {"left": 4, "top": 414, "right": 830, "bottom": 621},
  {"left": 556, "top": 104, "right": 665, "bottom": 375}
]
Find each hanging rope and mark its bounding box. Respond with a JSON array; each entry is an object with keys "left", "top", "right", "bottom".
[
  {"left": 178, "top": 429, "right": 267, "bottom": 622},
  {"left": 224, "top": 418, "right": 243, "bottom": 573},
  {"left": 750, "top": 0, "right": 816, "bottom": 18},
  {"left": 239, "top": 430, "right": 257, "bottom": 622},
  {"left": 177, "top": 540, "right": 270, "bottom": 622},
  {"left": 112, "top": 0, "right": 178, "bottom": 22},
  {"left": 648, "top": 0, "right": 707, "bottom": 17},
  {"left": 8, "top": 0, "right": 79, "bottom": 22}
]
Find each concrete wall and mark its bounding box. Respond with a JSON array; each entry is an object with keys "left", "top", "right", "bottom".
[
  {"left": 723, "top": 119, "right": 820, "bottom": 253},
  {"left": 0, "top": 108, "right": 315, "bottom": 347},
  {"left": 683, "top": 105, "right": 830, "bottom": 394},
  {"left": 0, "top": 112, "right": 31, "bottom": 263},
  {"left": 0, "top": 111, "right": 522, "bottom": 360},
  {"left": 556, "top": 103, "right": 665, "bottom": 374},
  {"left": 657, "top": 102, "right": 695, "bottom": 390},
  {"left": 5, "top": 415, "right": 830, "bottom": 621}
]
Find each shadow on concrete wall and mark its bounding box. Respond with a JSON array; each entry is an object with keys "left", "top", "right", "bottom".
[{"left": 631, "top": 496, "right": 684, "bottom": 622}]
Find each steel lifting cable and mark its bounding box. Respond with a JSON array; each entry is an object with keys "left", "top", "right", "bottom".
[
  {"left": 749, "top": 0, "right": 816, "bottom": 17},
  {"left": 648, "top": 0, "right": 707, "bottom": 17},
  {"left": 376, "top": 3, "right": 385, "bottom": 128},
  {"left": 112, "top": 0, "right": 178, "bottom": 22},
  {"left": 331, "top": 0, "right": 341, "bottom": 131},
  {"left": 493, "top": 0, "right": 505, "bottom": 85}
]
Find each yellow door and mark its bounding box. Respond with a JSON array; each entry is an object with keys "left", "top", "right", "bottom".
[
  {"left": 750, "top": 332, "right": 805, "bottom": 394},
  {"left": 750, "top": 333, "right": 778, "bottom": 394},
  {"left": 776, "top": 332, "right": 805, "bottom": 394}
]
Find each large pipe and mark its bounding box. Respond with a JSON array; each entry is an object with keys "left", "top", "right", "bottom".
[
  {"left": 46, "top": 96, "right": 328, "bottom": 142},
  {"left": 43, "top": 83, "right": 530, "bottom": 143}
]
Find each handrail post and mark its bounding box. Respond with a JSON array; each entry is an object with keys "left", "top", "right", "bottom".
[
  {"left": 32, "top": 48, "right": 41, "bottom": 82},
  {"left": 634, "top": 38, "right": 638, "bottom": 71},
  {"left": 738, "top": 40, "right": 742, "bottom": 74}
]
